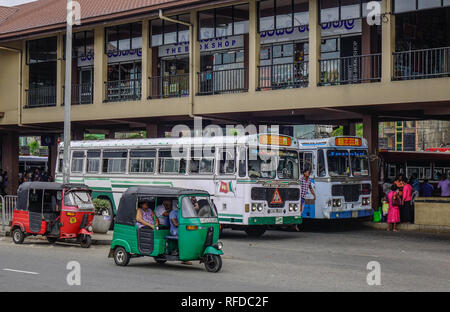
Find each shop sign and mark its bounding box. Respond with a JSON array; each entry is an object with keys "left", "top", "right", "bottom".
[
  {"left": 158, "top": 36, "right": 244, "bottom": 57},
  {"left": 78, "top": 48, "right": 142, "bottom": 66},
  {"left": 260, "top": 19, "right": 361, "bottom": 44}
]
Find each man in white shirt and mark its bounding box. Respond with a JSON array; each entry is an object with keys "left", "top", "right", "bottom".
[{"left": 155, "top": 200, "right": 172, "bottom": 227}]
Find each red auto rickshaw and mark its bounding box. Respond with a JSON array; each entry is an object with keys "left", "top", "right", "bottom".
[{"left": 11, "top": 182, "right": 95, "bottom": 248}]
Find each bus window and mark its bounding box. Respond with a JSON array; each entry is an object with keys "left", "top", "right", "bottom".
[
  {"left": 350, "top": 150, "right": 369, "bottom": 176},
  {"left": 317, "top": 149, "right": 326, "bottom": 177},
  {"left": 327, "top": 150, "right": 350, "bottom": 177},
  {"left": 159, "top": 150, "right": 187, "bottom": 174},
  {"left": 238, "top": 147, "right": 246, "bottom": 177},
  {"left": 102, "top": 150, "right": 127, "bottom": 173},
  {"left": 58, "top": 151, "right": 64, "bottom": 173},
  {"left": 277, "top": 150, "right": 299, "bottom": 180},
  {"left": 129, "top": 150, "right": 156, "bottom": 173},
  {"left": 71, "top": 151, "right": 85, "bottom": 173},
  {"left": 189, "top": 149, "right": 215, "bottom": 175},
  {"left": 300, "top": 152, "right": 313, "bottom": 173},
  {"left": 248, "top": 149, "right": 276, "bottom": 179},
  {"left": 87, "top": 150, "right": 101, "bottom": 173},
  {"left": 219, "top": 148, "right": 236, "bottom": 175}
]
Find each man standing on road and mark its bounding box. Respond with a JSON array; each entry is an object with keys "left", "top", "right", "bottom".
[
  {"left": 437, "top": 174, "right": 450, "bottom": 197},
  {"left": 296, "top": 169, "right": 316, "bottom": 231}
]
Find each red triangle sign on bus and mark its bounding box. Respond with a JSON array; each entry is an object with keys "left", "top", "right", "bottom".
[{"left": 271, "top": 188, "right": 283, "bottom": 204}]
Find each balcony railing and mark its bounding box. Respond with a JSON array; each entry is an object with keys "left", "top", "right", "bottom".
[
  {"left": 258, "top": 62, "right": 309, "bottom": 90},
  {"left": 25, "top": 86, "right": 57, "bottom": 108},
  {"left": 394, "top": 47, "right": 450, "bottom": 80},
  {"left": 149, "top": 74, "right": 189, "bottom": 99},
  {"left": 105, "top": 79, "right": 141, "bottom": 102},
  {"left": 62, "top": 83, "right": 94, "bottom": 105},
  {"left": 319, "top": 54, "right": 381, "bottom": 86},
  {"left": 198, "top": 68, "right": 248, "bottom": 95}
]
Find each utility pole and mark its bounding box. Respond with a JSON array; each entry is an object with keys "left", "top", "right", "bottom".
[{"left": 63, "top": 0, "right": 73, "bottom": 184}]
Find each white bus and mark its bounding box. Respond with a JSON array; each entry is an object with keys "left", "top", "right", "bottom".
[
  {"left": 55, "top": 134, "right": 302, "bottom": 237},
  {"left": 298, "top": 137, "right": 373, "bottom": 220}
]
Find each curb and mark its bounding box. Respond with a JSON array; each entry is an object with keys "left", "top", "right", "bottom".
[{"left": 363, "top": 222, "right": 450, "bottom": 235}]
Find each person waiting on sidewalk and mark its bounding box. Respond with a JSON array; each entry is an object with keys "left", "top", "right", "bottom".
[
  {"left": 402, "top": 179, "right": 413, "bottom": 223},
  {"left": 296, "top": 169, "right": 316, "bottom": 232},
  {"left": 437, "top": 174, "right": 450, "bottom": 197},
  {"left": 420, "top": 179, "right": 434, "bottom": 197},
  {"left": 387, "top": 185, "right": 401, "bottom": 232}
]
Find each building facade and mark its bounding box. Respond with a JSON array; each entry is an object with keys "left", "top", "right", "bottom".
[{"left": 0, "top": 0, "right": 449, "bottom": 199}]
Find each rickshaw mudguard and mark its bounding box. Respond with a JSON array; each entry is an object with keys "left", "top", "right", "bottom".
[
  {"left": 110, "top": 239, "right": 132, "bottom": 253},
  {"left": 203, "top": 246, "right": 224, "bottom": 256}
]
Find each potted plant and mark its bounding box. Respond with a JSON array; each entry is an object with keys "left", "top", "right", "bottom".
[{"left": 92, "top": 198, "right": 113, "bottom": 234}]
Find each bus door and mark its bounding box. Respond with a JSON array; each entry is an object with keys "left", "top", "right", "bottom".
[{"left": 214, "top": 147, "right": 238, "bottom": 210}]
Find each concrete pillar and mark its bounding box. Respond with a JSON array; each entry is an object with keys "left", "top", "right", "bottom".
[
  {"left": 343, "top": 124, "right": 356, "bottom": 136},
  {"left": 248, "top": 0, "right": 260, "bottom": 92},
  {"left": 1, "top": 132, "right": 19, "bottom": 195},
  {"left": 141, "top": 19, "right": 152, "bottom": 100},
  {"left": 56, "top": 33, "right": 65, "bottom": 106},
  {"left": 94, "top": 26, "right": 107, "bottom": 103},
  {"left": 48, "top": 136, "right": 57, "bottom": 180},
  {"left": 191, "top": 11, "right": 201, "bottom": 96},
  {"left": 146, "top": 124, "right": 158, "bottom": 138},
  {"left": 308, "top": 0, "right": 321, "bottom": 87},
  {"left": 363, "top": 115, "right": 380, "bottom": 210},
  {"left": 381, "top": 0, "right": 395, "bottom": 84}
]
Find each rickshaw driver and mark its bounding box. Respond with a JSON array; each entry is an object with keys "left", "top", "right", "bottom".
[
  {"left": 169, "top": 207, "right": 192, "bottom": 265},
  {"left": 136, "top": 202, "right": 158, "bottom": 230}
]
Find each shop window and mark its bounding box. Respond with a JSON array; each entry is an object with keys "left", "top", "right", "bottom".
[
  {"left": 321, "top": 0, "right": 340, "bottom": 23},
  {"left": 394, "top": 0, "right": 449, "bottom": 13},
  {"left": 259, "top": 0, "right": 275, "bottom": 31},
  {"left": 260, "top": 0, "right": 309, "bottom": 32},
  {"left": 105, "top": 22, "right": 142, "bottom": 53},
  {"left": 320, "top": 0, "right": 379, "bottom": 22},
  {"left": 276, "top": 0, "right": 294, "bottom": 30},
  {"left": 27, "top": 37, "right": 57, "bottom": 64},
  {"left": 199, "top": 5, "right": 249, "bottom": 40},
  {"left": 163, "top": 19, "right": 178, "bottom": 45},
  {"left": 65, "top": 31, "right": 94, "bottom": 59},
  {"left": 294, "top": 0, "right": 309, "bottom": 26},
  {"left": 151, "top": 19, "right": 163, "bottom": 47}
]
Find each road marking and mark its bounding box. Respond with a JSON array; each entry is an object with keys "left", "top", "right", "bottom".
[{"left": 3, "top": 268, "right": 39, "bottom": 275}]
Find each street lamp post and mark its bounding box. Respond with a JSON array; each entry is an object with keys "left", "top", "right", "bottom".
[{"left": 63, "top": 0, "right": 73, "bottom": 184}]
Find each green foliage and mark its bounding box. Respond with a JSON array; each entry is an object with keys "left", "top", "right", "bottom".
[
  {"left": 93, "top": 198, "right": 111, "bottom": 215},
  {"left": 28, "top": 140, "right": 40, "bottom": 156}
]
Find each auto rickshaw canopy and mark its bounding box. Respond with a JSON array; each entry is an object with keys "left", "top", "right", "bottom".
[
  {"left": 17, "top": 182, "right": 91, "bottom": 211},
  {"left": 116, "top": 186, "right": 210, "bottom": 226}
]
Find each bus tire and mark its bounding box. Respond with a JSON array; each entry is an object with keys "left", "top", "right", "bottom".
[
  {"left": 245, "top": 227, "right": 266, "bottom": 238},
  {"left": 12, "top": 228, "right": 25, "bottom": 244},
  {"left": 114, "top": 247, "right": 130, "bottom": 266}
]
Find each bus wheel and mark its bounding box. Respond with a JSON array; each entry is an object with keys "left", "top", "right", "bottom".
[
  {"left": 245, "top": 228, "right": 266, "bottom": 238},
  {"left": 47, "top": 237, "right": 58, "bottom": 244},
  {"left": 12, "top": 228, "right": 25, "bottom": 244},
  {"left": 204, "top": 254, "right": 222, "bottom": 273},
  {"left": 114, "top": 247, "right": 130, "bottom": 266}
]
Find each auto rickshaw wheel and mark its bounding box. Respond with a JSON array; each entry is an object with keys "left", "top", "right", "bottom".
[
  {"left": 47, "top": 237, "right": 58, "bottom": 244},
  {"left": 204, "top": 254, "right": 222, "bottom": 273},
  {"left": 114, "top": 247, "right": 130, "bottom": 266},
  {"left": 12, "top": 228, "right": 25, "bottom": 244},
  {"left": 80, "top": 235, "right": 92, "bottom": 248}
]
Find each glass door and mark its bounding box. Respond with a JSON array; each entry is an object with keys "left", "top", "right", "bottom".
[{"left": 79, "top": 67, "right": 93, "bottom": 104}]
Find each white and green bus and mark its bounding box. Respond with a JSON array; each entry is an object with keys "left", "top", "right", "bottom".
[{"left": 55, "top": 134, "right": 302, "bottom": 237}]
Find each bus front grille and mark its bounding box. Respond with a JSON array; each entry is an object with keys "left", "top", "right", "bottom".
[{"left": 332, "top": 185, "right": 361, "bottom": 203}]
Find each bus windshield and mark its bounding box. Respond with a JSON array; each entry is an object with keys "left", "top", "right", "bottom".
[
  {"left": 277, "top": 150, "right": 299, "bottom": 180},
  {"left": 350, "top": 150, "right": 370, "bottom": 176},
  {"left": 248, "top": 149, "right": 298, "bottom": 180},
  {"left": 327, "top": 150, "right": 350, "bottom": 177}
]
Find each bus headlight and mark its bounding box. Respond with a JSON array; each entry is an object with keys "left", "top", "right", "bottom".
[
  {"left": 362, "top": 197, "right": 371, "bottom": 206},
  {"left": 293, "top": 204, "right": 299, "bottom": 212},
  {"left": 289, "top": 204, "right": 293, "bottom": 212},
  {"left": 257, "top": 204, "right": 263, "bottom": 212},
  {"left": 252, "top": 203, "right": 257, "bottom": 212},
  {"left": 333, "top": 199, "right": 342, "bottom": 208}
]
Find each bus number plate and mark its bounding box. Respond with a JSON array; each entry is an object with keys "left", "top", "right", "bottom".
[
  {"left": 352, "top": 211, "right": 359, "bottom": 218},
  {"left": 276, "top": 217, "right": 283, "bottom": 224},
  {"left": 270, "top": 209, "right": 283, "bottom": 214}
]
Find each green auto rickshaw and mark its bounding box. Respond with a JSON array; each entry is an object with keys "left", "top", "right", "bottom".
[{"left": 108, "top": 186, "right": 223, "bottom": 273}]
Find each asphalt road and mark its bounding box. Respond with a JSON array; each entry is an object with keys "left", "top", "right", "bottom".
[{"left": 0, "top": 223, "right": 449, "bottom": 292}]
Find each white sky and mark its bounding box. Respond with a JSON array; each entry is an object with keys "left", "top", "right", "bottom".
[{"left": 0, "top": 0, "right": 37, "bottom": 7}]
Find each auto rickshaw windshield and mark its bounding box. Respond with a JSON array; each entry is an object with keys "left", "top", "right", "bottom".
[
  {"left": 181, "top": 196, "right": 218, "bottom": 218},
  {"left": 64, "top": 191, "right": 94, "bottom": 210}
]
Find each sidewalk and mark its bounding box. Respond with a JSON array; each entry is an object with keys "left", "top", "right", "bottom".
[
  {"left": 363, "top": 221, "right": 450, "bottom": 235},
  {"left": 0, "top": 226, "right": 113, "bottom": 245}
]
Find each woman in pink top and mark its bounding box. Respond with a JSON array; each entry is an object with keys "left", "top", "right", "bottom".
[
  {"left": 387, "top": 185, "right": 401, "bottom": 232},
  {"left": 402, "top": 180, "right": 413, "bottom": 223}
]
